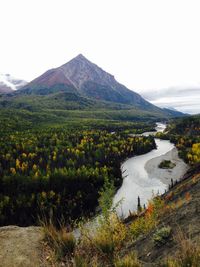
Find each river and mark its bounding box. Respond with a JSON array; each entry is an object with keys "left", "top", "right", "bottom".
[
  {"left": 74, "top": 123, "right": 188, "bottom": 237},
  {"left": 113, "top": 123, "right": 188, "bottom": 218}
]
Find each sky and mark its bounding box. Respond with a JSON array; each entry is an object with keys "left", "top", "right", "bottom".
[{"left": 1, "top": 0, "right": 200, "bottom": 113}]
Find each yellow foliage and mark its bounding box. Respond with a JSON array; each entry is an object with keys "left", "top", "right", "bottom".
[
  {"left": 41, "top": 191, "right": 47, "bottom": 199},
  {"left": 21, "top": 153, "right": 27, "bottom": 159},
  {"left": 130, "top": 214, "right": 156, "bottom": 239},
  {"left": 10, "top": 167, "right": 16, "bottom": 175},
  {"left": 93, "top": 213, "right": 127, "bottom": 254},
  {"left": 49, "top": 190, "right": 55, "bottom": 198},
  {"left": 130, "top": 197, "right": 164, "bottom": 240},
  {"left": 32, "top": 164, "right": 37, "bottom": 172},
  {"left": 21, "top": 162, "right": 28, "bottom": 172},
  {"left": 188, "top": 143, "right": 200, "bottom": 164},
  {"left": 34, "top": 171, "right": 39, "bottom": 178},
  {"left": 16, "top": 158, "right": 21, "bottom": 169}
]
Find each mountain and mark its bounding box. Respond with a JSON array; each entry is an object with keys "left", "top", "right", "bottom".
[
  {"left": 1, "top": 55, "right": 184, "bottom": 120},
  {"left": 141, "top": 86, "right": 200, "bottom": 114},
  {"left": 18, "top": 54, "right": 160, "bottom": 112},
  {"left": 0, "top": 74, "right": 27, "bottom": 94}
]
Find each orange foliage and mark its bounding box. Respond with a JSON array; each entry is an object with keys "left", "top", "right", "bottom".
[{"left": 185, "top": 192, "right": 191, "bottom": 202}]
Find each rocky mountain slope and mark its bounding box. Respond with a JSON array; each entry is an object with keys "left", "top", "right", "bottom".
[
  {"left": 0, "top": 56, "right": 184, "bottom": 120},
  {"left": 18, "top": 55, "right": 170, "bottom": 113}
]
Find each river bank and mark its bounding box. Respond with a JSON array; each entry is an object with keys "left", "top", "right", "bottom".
[
  {"left": 145, "top": 147, "right": 188, "bottom": 186},
  {"left": 113, "top": 123, "right": 189, "bottom": 218}
]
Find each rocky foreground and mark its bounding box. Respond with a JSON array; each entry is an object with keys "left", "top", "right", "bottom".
[{"left": 0, "top": 226, "right": 47, "bottom": 267}]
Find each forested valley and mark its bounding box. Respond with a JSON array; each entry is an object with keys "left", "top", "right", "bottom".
[{"left": 0, "top": 119, "right": 156, "bottom": 226}]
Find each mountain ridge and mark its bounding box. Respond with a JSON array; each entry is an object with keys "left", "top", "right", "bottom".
[
  {"left": 1, "top": 55, "right": 184, "bottom": 119},
  {"left": 18, "top": 55, "right": 160, "bottom": 111}
]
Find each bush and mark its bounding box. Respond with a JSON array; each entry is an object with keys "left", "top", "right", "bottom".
[
  {"left": 93, "top": 213, "right": 127, "bottom": 256},
  {"left": 153, "top": 226, "right": 172, "bottom": 247},
  {"left": 130, "top": 197, "right": 164, "bottom": 240}
]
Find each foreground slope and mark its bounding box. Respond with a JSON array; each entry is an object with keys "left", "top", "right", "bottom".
[{"left": 132, "top": 166, "right": 200, "bottom": 265}]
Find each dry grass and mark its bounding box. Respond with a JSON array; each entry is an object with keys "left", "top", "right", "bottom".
[
  {"left": 75, "top": 213, "right": 128, "bottom": 266},
  {"left": 164, "top": 229, "right": 200, "bottom": 267},
  {"left": 114, "top": 252, "right": 141, "bottom": 267},
  {"left": 42, "top": 222, "right": 76, "bottom": 261}
]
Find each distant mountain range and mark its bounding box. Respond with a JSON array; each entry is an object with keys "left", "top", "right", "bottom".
[
  {"left": 0, "top": 74, "right": 27, "bottom": 93},
  {"left": 141, "top": 87, "right": 200, "bottom": 114},
  {"left": 0, "top": 55, "right": 184, "bottom": 119}
]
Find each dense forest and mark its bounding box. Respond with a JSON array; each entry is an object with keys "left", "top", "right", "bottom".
[{"left": 0, "top": 120, "right": 156, "bottom": 226}]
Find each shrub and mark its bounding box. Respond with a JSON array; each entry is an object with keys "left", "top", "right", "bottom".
[
  {"left": 130, "top": 197, "right": 164, "bottom": 240},
  {"left": 153, "top": 226, "right": 172, "bottom": 247},
  {"left": 93, "top": 213, "right": 127, "bottom": 256}
]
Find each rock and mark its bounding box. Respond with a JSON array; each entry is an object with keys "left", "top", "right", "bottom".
[{"left": 0, "top": 226, "right": 46, "bottom": 267}]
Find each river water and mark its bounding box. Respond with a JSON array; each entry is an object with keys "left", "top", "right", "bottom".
[
  {"left": 74, "top": 123, "right": 186, "bottom": 237},
  {"left": 113, "top": 123, "right": 176, "bottom": 218}
]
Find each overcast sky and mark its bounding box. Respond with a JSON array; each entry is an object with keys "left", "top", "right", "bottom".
[{"left": 1, "top": 0, "right": 200, "bottom": 97}]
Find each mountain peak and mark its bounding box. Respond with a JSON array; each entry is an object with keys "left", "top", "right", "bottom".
[
  {"left": 75, "top": 54, "right": 86, "bottom": 60},
  {"left": 67, "top": 54, "right": 92, "bottom": 66},
  {"left": 19, "top": 55, "right": 160, "bottom": 110}
]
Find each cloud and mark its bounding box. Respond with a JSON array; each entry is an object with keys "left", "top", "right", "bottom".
[{"left": 141, "top": 87, "right": 200, "bottom": 114}]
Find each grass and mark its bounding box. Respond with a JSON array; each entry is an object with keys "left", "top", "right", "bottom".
[
  {"left": 114, "top": 252, "right": 141, "bottom": 267},
  {"left": 42, "top": 221, "right": 76, "bottom": 261},
  {"left": 163, "top": 230, "right": 200, "bottom": 267}
]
